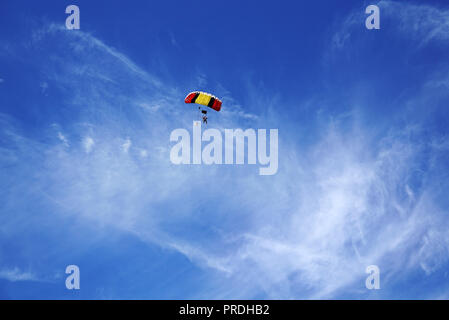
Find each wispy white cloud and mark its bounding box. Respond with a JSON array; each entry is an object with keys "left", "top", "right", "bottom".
[
  {"left": 196, "top": 73, "right": 208, "bottom": 87},
  {"left": 122, "top": 138, "right": 132, "bottom": 153},
  {"left": 379, "top": 0, "right": 449, "bottom": 45},
  {"left": 0, "top": 267, "right": 37, "bottom": 282},
  {"left": 40, "top": 81, "right": 48, "bottom": 94},
  {"left": 329, "top": 0, "right": 449, "bottom": 54},
  {"left": 58, "top": 132, "right": 69, "bottom": 147},
  {"left": 82, "top": 137, "right": 95, "bottom": 154}
]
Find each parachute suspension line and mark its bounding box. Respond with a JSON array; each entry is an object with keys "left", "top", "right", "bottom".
[
  {"left": 198, "top": 107, "right": 202, "bottom": 122},
  {"left": 196, "top": 106, "right": 208, "bottom": 124}
]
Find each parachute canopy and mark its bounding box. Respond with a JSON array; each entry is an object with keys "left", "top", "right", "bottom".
[{"left": 185, "top": 91, "right": 222, "bottom": 112}]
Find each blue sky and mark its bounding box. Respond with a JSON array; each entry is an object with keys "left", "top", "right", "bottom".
[{"left": 1, "top": 0, "right": 449, "bottom": 299}]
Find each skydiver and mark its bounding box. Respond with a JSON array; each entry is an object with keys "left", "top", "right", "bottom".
[{"left": 202, "top": 115, "right": 208, "bottom": 124}]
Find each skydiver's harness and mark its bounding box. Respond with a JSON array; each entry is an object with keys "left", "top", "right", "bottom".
[{"left": 199, "top": 107, "right": 208, "bottom": 124}]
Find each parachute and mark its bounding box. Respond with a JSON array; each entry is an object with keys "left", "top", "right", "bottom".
[
  {"left": 184, "top": 91, "right": 222, "bottom": 112},
  {"left": 185, "top": 91, "right": 222, "bottom": 124}
]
